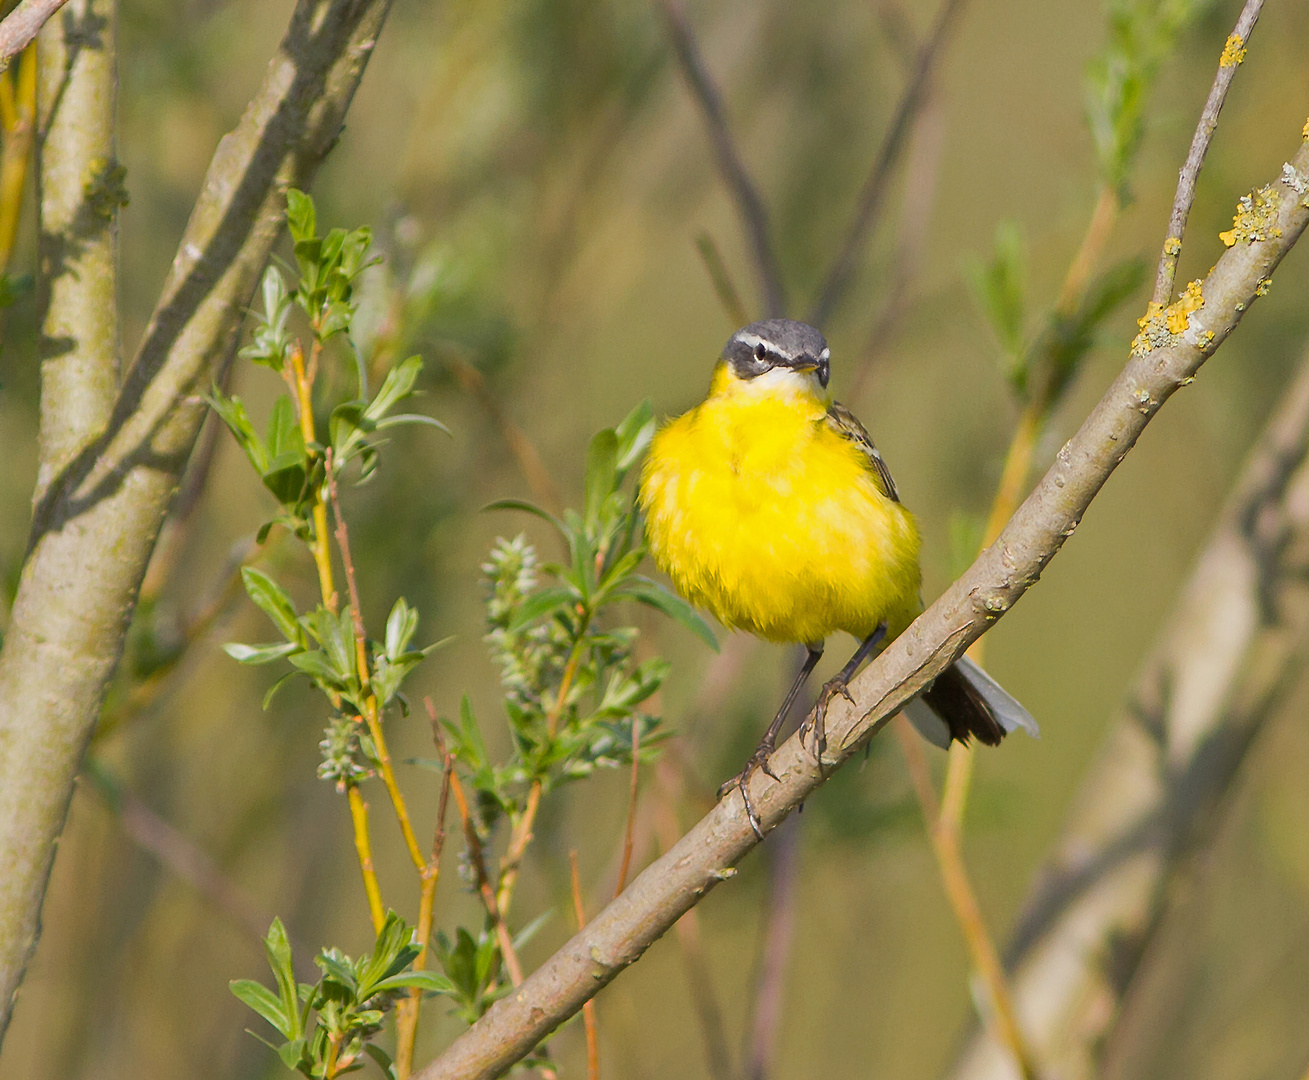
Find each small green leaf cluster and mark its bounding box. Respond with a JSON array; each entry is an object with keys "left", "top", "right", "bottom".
[
  {"left": 969, "top": 222, "right": 1146, "bottom": 411},
  {"left": 232, "top": 914, "right": 453, "bottom": 1078},
  {"left": 443, "top": 402, "right": 715, "bottom": 832},
  {"left": 1086, "top": 0, "right": 1217, "bottom": 198},
  {"left": 210, "top": 188, "right": 444, "bottom": 542}
]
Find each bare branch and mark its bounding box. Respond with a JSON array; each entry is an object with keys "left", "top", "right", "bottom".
[
  {"left": 414, "top": 136, "right": 1309, "bottom": 1080},
  {"left": 655, "top": 0, "right": 786, "bottom": 317},
  {"left": 0, "top": 0, "right": 395, "bottom": 1039},
  {"left": 0, "top": 0, "right": 71, "bottom": 66},
  {"left": 949, "top": 330, "right": 1309, "bottom": 1080},
  {"left": 809, "top": 0, "right": 967, "bottom": 327},
  {"left": 1152, "top": 0, "right": 1265, "bottom": 306}
]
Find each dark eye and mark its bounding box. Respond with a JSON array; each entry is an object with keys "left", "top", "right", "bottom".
[{"left": 754, "top": 343, "right": 767, "bottom": 361}]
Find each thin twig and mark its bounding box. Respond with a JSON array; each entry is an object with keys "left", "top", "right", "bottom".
[
  {"left": 0, "top": 0, "right": 70, "bottom": 66},
  {"left": 845, "top": 94, "right": 947, "bottom": 405},
  {"left": 570, "top": 852, "right": 601, "bottom": 1080},
  {"left": 347, "top": 783, "right": 386, "bottom": 932},
  {"left": 695, "top": 231, "right": 749, "bottom": 328},
  {"left": 0, "top": 42, "right": 35, "bottom": 270},
  {"left": 429, "top": 699, "right": 527, "bottom": 987},
  {"left": 615, "top": 718, "right": 641, "bottom": 897},
  {"left": 745, "top": 814, "right": 799, "bottom": 1080},
  {"left": 808, "top": 0, "right": 968, "bottom": 326},
  {"left": 326, "top": 449, "right": 428, "bottom": 873},
  {"left": 395, "top": 723, "right": 454, "bottom": 1080},
  {"left": 655, "top": 0, "right": 786, "bottom": 317},
  {"left": 1151, "top": 0, "right": 1265, "bottom": 306},
  {"left": 446, "top": 357, "right": 562, "bottom": 515}
]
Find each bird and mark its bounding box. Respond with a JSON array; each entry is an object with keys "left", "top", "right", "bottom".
[{"left": 639, "top": 318, "right": 1037, "bottom": 836}]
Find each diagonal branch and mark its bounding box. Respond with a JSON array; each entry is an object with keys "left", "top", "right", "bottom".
[
  {"left": 0, "top": 0, "right": 72, "bottom": 66},
  {"left": 808, "top": 0, "right": 967, "bottom": 327},
  {"left": 414, "top": 135, "right": 1309, "bottom": 1080},
  {"left": 655, "top": 0, "right": 786, "bottom": 317},
  {"left": 0, "top": 0, "right": 395, "bottom": 1042}
]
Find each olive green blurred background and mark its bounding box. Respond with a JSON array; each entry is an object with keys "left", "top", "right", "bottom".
[{"left": 2, "top": 0, "right": 1309, "bottom": 1077}]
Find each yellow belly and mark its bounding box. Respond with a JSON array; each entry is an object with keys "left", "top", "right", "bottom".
[{"left": 639, "top": 385, "right": 922, "bottom": 646}]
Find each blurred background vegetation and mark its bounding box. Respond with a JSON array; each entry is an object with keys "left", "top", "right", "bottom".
[{"left": 2, "top": 0, "right": 1309, "bottom": 1077}]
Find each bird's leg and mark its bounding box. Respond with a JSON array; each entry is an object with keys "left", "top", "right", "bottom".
[
  {"left": 801, "top": 623, "right": 888, "bottom": 761},
  {"left": 719, "top": 643, "right": 824, "bottom": 839}
]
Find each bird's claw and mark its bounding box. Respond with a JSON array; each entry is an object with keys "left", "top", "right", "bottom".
[
  {"left": 800, "top": 677, "right": 856, "bottom": 764},
  {"left": 718, "top": 741, "right": 779, "bottom": 840}
]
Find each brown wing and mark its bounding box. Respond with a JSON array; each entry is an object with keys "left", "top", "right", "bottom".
[{"left": 823, "top": 401, "right": 901, "bottom": 503}]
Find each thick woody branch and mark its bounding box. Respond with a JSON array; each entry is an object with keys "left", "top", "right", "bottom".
[
  {"left": 415, "top": 139, "right": 1309, "bottom": 1080},
  {"left": 950, "top": 322, "right": 1309, "bottom": 1080},
  {"left": 0, "top": 0, "right": 393, "bottom": 1040},
  {"left": 0, "top": 0, "right": 71, "bottom": 66}
]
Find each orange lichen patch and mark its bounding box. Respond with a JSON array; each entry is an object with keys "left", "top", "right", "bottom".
[
  {"left": 1166, "top": 279, "right": 1204, "bottom": 334},
  {"left": 1220, "top": 33, "right": 1246, "bottom": 67},
  {"left": 1256, "top": 276, "right": 1273, "bottom": 297},
  {"left": 1219, "top": 185, "right": 1281, "bottom": 247},
  {"left": 1302, "top": 117, "right": 1309, "bottom": 141},
  {"left": 1163, "top": 236, "right": 1182, "bottom": 256},
  {"left": 1131, "top": 282, "right": 1207, "bottom": 357}
]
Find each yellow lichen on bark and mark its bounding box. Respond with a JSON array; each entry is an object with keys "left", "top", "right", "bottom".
[
  {"left": 1219, "top": 185, "right": 1282, "bottom": 247},
  {"left": 1219, "top": 33, "right": 1246, "bottom": 67}
]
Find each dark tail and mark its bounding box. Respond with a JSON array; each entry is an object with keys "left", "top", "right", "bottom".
[{"left": 903, "top": 655, "right": 1039, "bottom": 749}]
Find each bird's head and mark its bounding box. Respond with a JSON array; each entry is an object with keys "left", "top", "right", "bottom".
[{"left": 717, "top": 319, "right": 830, "bottom": 400}]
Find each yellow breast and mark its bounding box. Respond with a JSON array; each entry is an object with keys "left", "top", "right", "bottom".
[{"left": 639, "top": 366, "right": 922, "bottom": 645}]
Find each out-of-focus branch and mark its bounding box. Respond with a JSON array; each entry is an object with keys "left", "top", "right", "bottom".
[
  {"left": 809, "top": 0, "right": 967, "bottom": 327},
  {"left": 84, "top": 761, "right": 278, "bottom": 948},
  {"left": 1152, "top": 0, "right": 1265, "bottom": 306},
  {"left": 947, "top": 331, "right": 1309, "bottom": 1078},
  {"left": 414, "top": 140, "right": 1309, "bottom": 1080},
  {"left": 0, "top": 0, "right": 70, "bottom": 66},
  {"left": 655, "top": 0, "right": 786, "bottom": 317},
  {"left": 949, "top": 333, "right": 1309, "bottom": 1080},
  {"left": 0, "top": 0, "right": 395, "bottom": 1040}
]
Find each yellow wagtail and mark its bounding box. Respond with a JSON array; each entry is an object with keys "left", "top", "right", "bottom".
[{"left": 639, "top": 319, "right": 1037, "bottom": 833}]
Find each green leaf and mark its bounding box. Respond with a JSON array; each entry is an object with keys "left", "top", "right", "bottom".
[
  {"left": 262, "top": 671, "right": 298, "bottom": 710},
  {"left": 363, "top": 1044, "right": 398, "bottom": 1080},
  {"left": 224, "top": 641, "right": 300, "bottom": 665},
  {"left": 482, "top": 499, "right": 567, "bottom": 541},
  {"left": 506, "top": 585, "right": 578, "bottom": 633},
  {"left": 364, "top": 356, "right": 423, "bottom": 423},
  {"left": 612, "top": 577, "right": 718, "bottom": 650},
  {"left": 374, "top": 413, "right": 450, "bottom": 436},
  {"left": 967, "top": 221, "right": 1028, "bottom": 395},
  {"left": 584, "top": 428, "right": 619, "bottom": 534},
  {"left": 286, "top": 188, "right": 316, "bottom": 244},
  {"left": 230, "top": 979, "right": 289, "bottom": 1036},
  {"left": 614, "top": 399, "right": 656, "bottom": 478},
  {"left": 370, "top": 970, "right": 457, "bottom": 996},
  {"left": 208, "top": 391, "right": 268, "bottom": 474},
  {"left": 241, "top": 567, "right": 301, "bottom": 642},
  {"left": 384, "top": 598, "right": 418, "bottom": 660},
  {"left": 262, "top": 918, "right": 303, "bottom": 1040},
  {"left": 288, "top": 648, "right": 348, "bottom": 688}
]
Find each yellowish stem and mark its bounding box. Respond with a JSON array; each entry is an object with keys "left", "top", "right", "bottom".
[
  {"left": 0, "top": 44, "right": 37, "bottom": 273},
  {"left": 347, "top": 784, "right": 385, "bottom": 933}
]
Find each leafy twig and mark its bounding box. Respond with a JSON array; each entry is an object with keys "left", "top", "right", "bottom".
[
  {"left": 655, "top": 0, "right": 786, "bottom": 317},
  {"left": 0, "top": 42, "right": 35, "bottom": 269}
]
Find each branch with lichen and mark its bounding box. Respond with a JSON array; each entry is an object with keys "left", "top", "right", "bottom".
[{"left": 411, "top": 127, "right": 1309, "bottom": 1080}]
